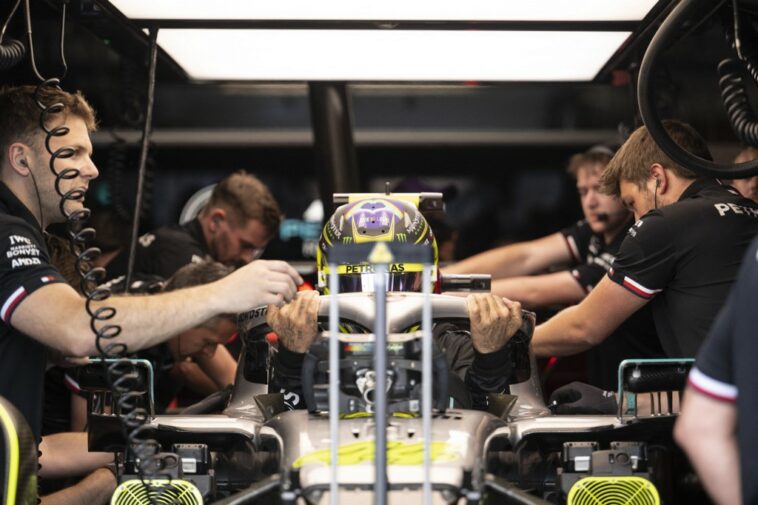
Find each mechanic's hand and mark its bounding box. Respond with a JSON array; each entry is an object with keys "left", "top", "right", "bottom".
[
  {"left": 467, "top": 293, "right": 522, "bottom": 353},
  {"left": 267, "top": 290, "right": 320, "bottom": 353},
  {"left": 217, "top": 260, "right": 303, "bottom": 313},
  {"left": 548, "top": 381, "right": 618, "bottom": 415}
]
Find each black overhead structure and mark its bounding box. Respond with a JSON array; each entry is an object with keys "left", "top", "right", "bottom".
[{"left": 309, "top": 83, "right": 362, "bottom": 212}]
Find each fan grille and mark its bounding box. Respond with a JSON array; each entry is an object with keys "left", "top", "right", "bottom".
[
  {"left": 567, "top": 476, "right": 661, "bottom": 505},
  {"left": 111, "top": 479, "right": 203, "bottom": 505}
]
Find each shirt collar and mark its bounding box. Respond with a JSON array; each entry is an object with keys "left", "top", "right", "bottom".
[
  {"left": 678, "top": 178, "right": 721, "bottom": 202},
  {"left": 184, "top": 217, "right": 211, "bottom": 255},
  {"left": 0, "top": 181, "right": 41, "bottom": 230}
]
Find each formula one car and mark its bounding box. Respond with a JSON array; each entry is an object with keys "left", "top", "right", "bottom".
[
  {"left": 81, "top": 281, "right": 701, "bottom": 505},
  {"left": 78, "top": 194, "right": 703, "bottom": 505}
]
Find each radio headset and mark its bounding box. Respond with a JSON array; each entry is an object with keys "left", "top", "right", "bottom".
[{"left": 18, "top": 0, "right": 169, "bottom": 501}]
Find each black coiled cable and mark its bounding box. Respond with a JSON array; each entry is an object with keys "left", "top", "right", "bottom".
[
  {"left": 23, "top": 0, "right": 172, "bottom": 502},
  {"left": 718, "top": 1, "right": 758, "bottom": 147},
  {"left": 0, "top": 0, "right": 25, "bottom": 71},
  {"left": 0, "top": 38, "right": 25, "bottom": 70},
  {"left": 718, "top": 58, "right": 758, "bottom": 146},
  {"left": 637, "top": 0, "right": 758, "bottom": 178}
]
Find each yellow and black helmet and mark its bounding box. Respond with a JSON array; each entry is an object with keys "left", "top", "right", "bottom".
[{"left": 317, "top": 197, "right": 438, "bottom": 293}]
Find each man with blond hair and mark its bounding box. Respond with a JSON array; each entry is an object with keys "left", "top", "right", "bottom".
[
  {"left": 0, "top": 85, "right": 301, "bottom": 503},
  {"left": 531, "top": 120, "right": 758, "bottom": 362}
]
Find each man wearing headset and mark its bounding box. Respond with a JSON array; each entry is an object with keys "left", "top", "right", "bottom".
[
  {"left": 0, "top": 86, "right": 302, "bottom": 503},
  {"left": 532, "top": 120, "right": 758, "bottom": 413},
  {"left": 106, "top": 170, "right": 282, "bottom": 283},
  {"left": 445, "top": 147, "right": 663, "bottom": 391}
]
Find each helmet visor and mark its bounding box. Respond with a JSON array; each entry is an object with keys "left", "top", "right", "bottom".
[{"left": 337, "top": 272, "right": 424, "bottom": 293}]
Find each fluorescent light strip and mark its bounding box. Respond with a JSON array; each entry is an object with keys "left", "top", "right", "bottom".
[
  {"left": 113, "top": 0, "right": 657, "bottom": 22},
  {"left": 157, "top": 29, "right": 629, "bottom": 82}
]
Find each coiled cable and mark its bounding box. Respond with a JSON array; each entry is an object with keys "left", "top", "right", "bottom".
[
  {"left": 0, "top": 0, "right": 25, "bottom": 71},
  {"left": 23, "top": 0, "right": 171, "bottom": 501},
  {"left": 638, "top": 0, "right": 758, "bottom": 178},
  {"left": 718, "top": 58, "right": 758, "bottom": 146},
  {"left": 718, "top": 1, "right": 758, "bottom": 147}
]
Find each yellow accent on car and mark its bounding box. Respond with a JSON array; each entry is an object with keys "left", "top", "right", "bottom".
[
  {"left": 340, "top": 411, "right": 419, "bottom": 419},
  {"left": 293, "top": 440, "right": 459, "bottom": 468},
  {"left": 0, "top": 402, "right": 19, "bottom": 505}
]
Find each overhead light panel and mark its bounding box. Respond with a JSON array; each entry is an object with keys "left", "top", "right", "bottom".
[
  {"left": 157, "top": 29, "right": 630, "bottom": 82},
  {"left": 112, "top": 0, "right": 657, "bottom": 22}
]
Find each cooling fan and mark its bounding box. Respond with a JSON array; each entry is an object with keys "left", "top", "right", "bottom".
[
  {"left": 110, "top": 479, "right": 204, "bottom": 505},
  {"left": 567, "top": 476, "right": 660, "bottom": 505}
]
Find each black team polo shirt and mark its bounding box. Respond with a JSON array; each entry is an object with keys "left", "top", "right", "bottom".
[
  {"left": 107, "top": 217, "right": 211, "bottom": 281},
  {"left": 561, "top": 218, "right": 663, "bottom": 390},
  {"left": 0, "top": 182, "right": 66, "bottom": 439},
  {"left": 608, "top": 179, "right": 758, "bottom": 357}
]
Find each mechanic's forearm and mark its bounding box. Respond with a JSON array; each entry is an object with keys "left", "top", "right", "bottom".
[
  {"left": 76, "top": 283, "right": 226, "bottom": 356},
  {"left": 490, "top": 278, "right": 542, "bottom": 309},
  {"left": 532, "top": 305, "right": 599, "bottom": 358},
  {"left": 491, "top": 275, "right": 585, "bottom": 310},
  {"left": 39, "top": 433, "right": 113, "bottom": 478},
  {"left": 40, "top": 467, "right": 116, "bottom": 505},
  {"left": 443, "top": 244, "right": 528, "bottom": 278}
]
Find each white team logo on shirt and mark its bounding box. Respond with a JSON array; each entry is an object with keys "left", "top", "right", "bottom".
[{"left": 7, "top": 234, "right": 41, "bottom": 268}]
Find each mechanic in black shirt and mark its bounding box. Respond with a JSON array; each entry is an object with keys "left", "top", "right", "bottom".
[
  {"left": 107, "top": 170, "right": 281, "bottom": 283},
  {"left": 675, "top": 236, "right": 758, "bottom": 505},
  {"left": 0, "top": 85, "right": 302, "bottom": 503},
  {"left": 532, "top": 120, "right": 758, "bottom": 361},
  {"left": 266, "top": 197, "right": 523, "bottom": 411},
  {"left": 445, "top": 147, "right": 663, "bottom": 390},
  {"left": 142, "top": 260, "right": 238, "bottom": 412}
]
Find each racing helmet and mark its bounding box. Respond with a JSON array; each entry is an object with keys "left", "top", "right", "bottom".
[{"left": 317, "top": 197, "right": 438, "bottom": 293}]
